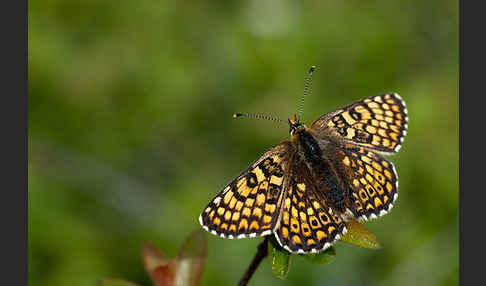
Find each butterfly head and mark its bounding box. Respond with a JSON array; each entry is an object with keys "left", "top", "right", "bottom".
[{"left": 288, "top": 114, "right": 305, "bottom": 135}]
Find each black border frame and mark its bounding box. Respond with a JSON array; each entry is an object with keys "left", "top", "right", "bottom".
[
  {"left": 2, "top": 0, "right": 28, "bottom": 285},
  {"left": 460, "top": 0, "right": 482, "bottom": 285}
]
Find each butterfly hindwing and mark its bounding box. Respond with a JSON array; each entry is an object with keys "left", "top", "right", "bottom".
[
  {"left": 310, "top": 93, "right": 408, "bottom": 154},
  {"left": 327, "top": 143, "right": 399, "bottom": 220},
  {"left": 199, "top": 142, "right": 290, "bottom": 239},
  {"left": 274, "top": 159, "right": 347, "bottom": 254}
]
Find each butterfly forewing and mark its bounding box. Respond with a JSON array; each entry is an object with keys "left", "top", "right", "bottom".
[
  {"left": 310, "top": 93, "right": 408, "bottom": 154},
  {"left": 199, "top": 142, "right": 290, "bottom": 239}
]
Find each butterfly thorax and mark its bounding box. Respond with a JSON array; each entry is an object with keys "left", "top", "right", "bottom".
[{"left": 289, "top": 116, "right": 327, "bottom": 164}]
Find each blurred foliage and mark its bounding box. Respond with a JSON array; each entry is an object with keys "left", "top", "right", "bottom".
[
  {"left": 100, "top": 229, "right": 206, "bottom": 286},
  {"left": 98, "top": 279, "right": 140, "bottom": 286},
  {"left": 29, "top": 0, "right": 458, "bottom": 285}
]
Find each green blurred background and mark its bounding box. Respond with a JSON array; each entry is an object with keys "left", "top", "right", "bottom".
[{"left": 29, "top": 0, "right": 458, "bottom": 285}]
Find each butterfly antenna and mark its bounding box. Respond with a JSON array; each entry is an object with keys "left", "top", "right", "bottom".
[
  {"left": 233, "top": 113, "right": 283, "bottom": 124},
  {"left": 298, "top": 65, "right": 316, "bottom": 122}
]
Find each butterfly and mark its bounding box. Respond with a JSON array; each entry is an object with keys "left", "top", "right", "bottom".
[{"left": 199, "top": 66, "right": 408, "bottom": 254}]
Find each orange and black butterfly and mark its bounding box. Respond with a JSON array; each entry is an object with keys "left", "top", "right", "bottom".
[{"left": 199, "top": 66, "right": 408, "bottom": 254}]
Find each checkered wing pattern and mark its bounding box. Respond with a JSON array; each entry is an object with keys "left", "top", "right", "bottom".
[
  {"left": 329, "top": 144, "right": 399, "bottom": 220},
  {"left": 310, "top": 93, "right": 408, "bottom": 154},
  {"left": 199, "top": 143, "right": 290, "bottom": 239},
  {"left": 274, "top": 169, "right": 347, "bottom": 253}
]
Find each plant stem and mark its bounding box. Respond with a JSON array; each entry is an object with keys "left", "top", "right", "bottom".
[{"left": 237, "top": 236, "right": 269, "bottom": 286}]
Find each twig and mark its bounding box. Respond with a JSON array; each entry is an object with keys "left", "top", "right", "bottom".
[{"left": 238, "top": 236, "right": 270, "bottom": 286}]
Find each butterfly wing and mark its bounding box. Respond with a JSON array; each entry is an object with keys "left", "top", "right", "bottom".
[
  {"left": 325, "top": 143, "right": 399, "bottom": 220},
  {"left": 199, "top": 142, "right": 291, "bottom": 239},
  {"left": 273, "top": 156, "right": 347, "bottom": 254},
  {"left": 310, "top": 93, "right": 408, "bottom": 154}
]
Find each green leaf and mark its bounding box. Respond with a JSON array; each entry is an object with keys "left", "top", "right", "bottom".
[
  {"left": 339, "top": 218, "right": 382, "bottom": 249},
  {"left": 301, "top": 247, "right": 336, "bottom": 264},
  {"left": 268, "top": 236, "right": 291, "bottom": 279},
  {"left": 96, "top": 278, "right": 141, "bottom": 286}
]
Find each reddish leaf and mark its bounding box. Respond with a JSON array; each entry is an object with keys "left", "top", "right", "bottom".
[
  {"left": 173, "top": 229, "right": 207, "bottom": 286},
  {"left": 142, "top": 243, "right": 170, "bottom": 273},
  {"left": 151, "top": 265, "right": 176, "bottom": 286},
  {"left": 142, "top": 243, "right": 176, "bottom": 286},
  {"left": 142, "top": 230, "right": 206, "bottom": 286}
]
